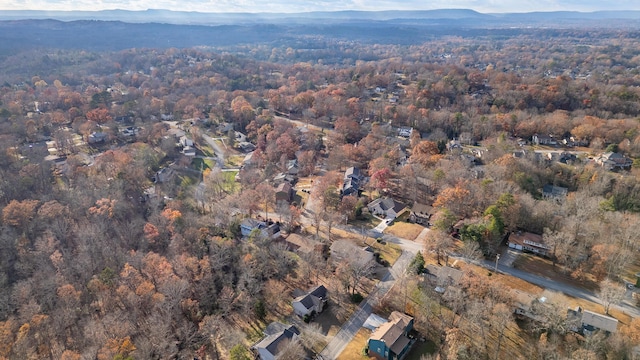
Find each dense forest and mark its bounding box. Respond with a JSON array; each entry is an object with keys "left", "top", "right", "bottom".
[{"left": 1, "top": 17, "right": 640, "bottom": 360}]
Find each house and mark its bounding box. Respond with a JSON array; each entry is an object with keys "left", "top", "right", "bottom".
[
  {"left": 253, "top": 322, "right": 300, "bottom": 360},
  {"left": 397, "top": 127, "right": 413, "bottom": 138},
  {"left": 88, "top": 132, "right": 108, "bottom": 144},
  {"left": 567, "top": 307, "right": 618, "bottom": 335},
  {"left": 218, "top": 122, "right": 234, "bottom": 133},
  {"left": 447, "top": 139, "right": 462, "bottom": 152},
  {"left": 234, "top": 131, "right": 247, "bottom": 143},
  {"left": 542, "top": 184, "right": 568, "bottom": 201},
  {"left": 508, "top": 231, "right": 550, "bottom": 256},
  {"left": 345, "top": 166, "right": 362, "bottom": 182},
  {"left": 240, "top": 218, "right": 281, "bottom": 239},
  {"left": 409, "top": 203, "right": 433, "bottom": 225},
  {"left": 367, "top": 311, "right": 414, "bottom": 360},
  {"left": 532, "top": 134, "right": 558, "bottom": 146},
  {"left": 342, "top": 167, "right": 362, "bottom": 197},
  {"left": 330, "top": 240, "right": 375, "bottom": 265},
  {"left": 238, "top": 142, "right": 256, "bottom": 153},
  {"left": 179, "top": 136, "right": 193, "bottom": 148},
  {"left": 595, "top": 152, "right": 633, "bottom": 171},
  {"left": 286, "top": 159, "right": 299, "bottom": 175},
  {"left": 153, "top": 167, "right": 175, "bottom": 184},
  {"left": 275, "top": 182, "right": 293, "bottom": 204},
  {"left": 511, "top": 290, "right": 547, "bottom": 322},
  {"left": 181, "top": 146, "right": 196, "bottom": 157},
  {"left": 424, "top": 264, "right": 464, "bottom": 288},
  {"left": 367, "top": 197, "right": 406, "bottom": 220},
  {"left": 273, "top": 172, "right": 297, "bottom": 186},
  {"left": 284, "top": 233, "right": 327, "bottom": 256},
  {"left": 292, "top": 285, "right": 328, "bottom": 318},
  {"left": 558, "top": 152, "right": 578, "bottom": 164},
  {"left": 342, "top": 178, "right": 360, "bottom": 197},
  {"left": 242, "top": 152, "right": 255, "bottom": 167}
]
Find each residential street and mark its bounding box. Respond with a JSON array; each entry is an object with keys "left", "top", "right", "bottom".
[
  {"left": 481, "top": 259, "right": 640, "bottom": 319},
  {"left": 318, "top": 250, "right": 416, "bottom": 359}
]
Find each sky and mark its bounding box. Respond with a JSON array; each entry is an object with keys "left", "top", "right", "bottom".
[{"left": 3, "top": 0, "right": 640, "bottom": 13}]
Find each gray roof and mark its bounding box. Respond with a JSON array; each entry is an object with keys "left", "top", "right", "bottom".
[
  {"left": 294, "top": 285, "right": 328, "bottom": 311},
  {"left": 411, "top": 203, "right": 433, "bottom": 217},
  {"left": 254, "top": 323, "right": 300, "bottom": 357},
  {"left": 369, "top": 197, "right": 406, "bottom": 214},
  {"left": 345, "top": 167, "right": 361, "bottom": 180},
  {"left": 542, "top": 184, "right": 568, "bottom": 197},
  {"left": 582, "top": 310, "right": 618, "bottom": 333}
]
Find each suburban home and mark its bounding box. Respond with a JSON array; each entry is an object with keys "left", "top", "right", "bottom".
[
  {"left": 240, "top": 218, "right": 281, "bottom": 239},
  {"left": 286, "top": 159, "right": 299, "bottom": 175},
  {"left": 345, "top": 166, "right": 362, "bottom": 181},
  {"left": 409, "top": 203, "right": 433, "bottom": 225},
  {"left": 424, "top": 264, "right": 464, "bottom": 290},
  {"left": 397, "top": 127, "right": 413, "bottom": 138},
  {"left": 253, "top": 322, "right": 300, "bottom": 360},
  {"left": 238, "top": 141, "right": 256, "bottom": 153},
  {"left": 153, "top": 167, "right": 175, "bottom": 184},
  {"left": 88, "top": 132, "right": 108, "bottom": 144},
  {"left": 532, "top": 134, "right": 558, "bottom": 146},
  {"left": 558, "top": 152, "right": 578, "bottom": 164},
  {"left": 342, "top": 166, "right": 362, "bottom": 197},
  {"left": 179, "top": 135, "right": 193, "bottom": 148},
  {"left": 330, "top": 240, "right": 375, "bottom": 266},
  {"left": 542, "top": 184, "right": 568, "bottom": 201},
  {"left": 273, "top": 172, "right": 297, "bottom": 185},
  {"left": 342, "top": 178, "right": 360, "bottom": 197},
  {"left": 367, "top": 197, "right": 406, "bottom": 220},
  {"left": 275, "top": 182, "right": 293, "bottom": 204},
  {"left": 508, "top": 231, "right": 550, "bottom": 256},
  {"left": 447, "top": 139, "right": 462, "bottom": 152},
  {"left": 567, "top": 307, "right": 618, "bottom": 335},
  {"left": 367, "top": 311, "right": 415, "bottom": 360},
  {"left": 217, "top": 122, "right": 234, "bottom": 134},
  {"left": 595, "top": 152, "right": 633, "bottom": 171},
  {"left": 511, "top": 289, "right": 547, "bottom": 323},
  {"left": 292, "top": 285, "right": 328, "bottom": 318},
  {"left": 283, "top": 233, "right": 327, "bottom": 257}
]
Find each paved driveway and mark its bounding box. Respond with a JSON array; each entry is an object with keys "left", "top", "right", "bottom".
[{"left": 318, "top": 250, "right": 416, "bottom": 359}]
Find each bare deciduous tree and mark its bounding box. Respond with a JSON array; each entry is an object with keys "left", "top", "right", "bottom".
[{"left": 597, "top": 279, "right": 625, "bottom": 315}]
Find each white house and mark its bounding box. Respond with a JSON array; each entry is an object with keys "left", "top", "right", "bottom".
[
  {"left": 367, "top": 197, "right": 406, "bottom": 220},
  {"left": 508, "top": 231, "right": 550, "bottom": 256},
  {"left": 253, "top": 322, "right": 300, "bottom": 360},
  {"left": 292, "top": 285, "right": 328, "bottom": 318}
]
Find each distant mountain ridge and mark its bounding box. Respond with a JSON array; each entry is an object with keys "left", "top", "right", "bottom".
[{"left": 2, "top": 8, "right": 640, "bottom": 25}]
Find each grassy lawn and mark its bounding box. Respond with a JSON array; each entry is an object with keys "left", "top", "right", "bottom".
[
  {"left": 336, "top": 328, "right": 373, "bottom": 360},
  {"left": 369, "top": 240, "right": 403, "bottom": 266},
  {"left": 198, "top": 145, "right": 215, "bottom": 157},
  {"left": 191, "top": 157, "right": 214, "bottom": 171},
  {"left": 386, "top": 221, "right": 425, "bottom": 241},
  {"left": 512, "top": 253, "right": 598, "bottom": 292},
  {"left": 222, "top": 170, "right": 239, "bottom": 193},
  {"left": 350, "top": 213, "right": 380, "bottom": 229},
  {"left": 225, "top": 154, "right": 244, "bottom": 167}
]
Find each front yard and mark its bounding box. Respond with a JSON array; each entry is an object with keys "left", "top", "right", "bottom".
[{"left": 385, "top": 221, "right": 426, "bottom": 241}]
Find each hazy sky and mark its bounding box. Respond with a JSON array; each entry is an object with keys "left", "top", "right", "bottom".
[{"left": 3, "top": 0, "right": 640, "bottom": 13}]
